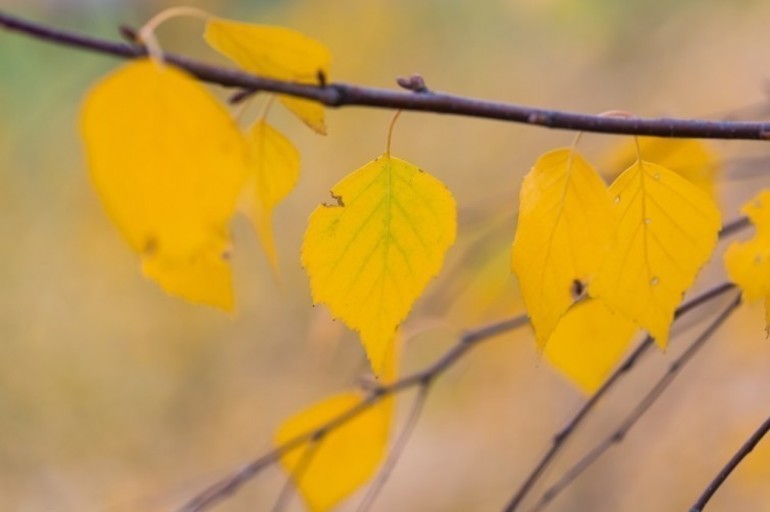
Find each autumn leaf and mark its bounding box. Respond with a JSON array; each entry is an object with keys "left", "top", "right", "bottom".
[
  {"left": 604, "top": 137, "right": 720, "bottom": 199},
  {"left": 275, "top": 391, "right": 392, "bottom": 512},
  {"left": 544, "top": 298, "right": 637, "bottom": 394},
  {"left": 141, "top": 241, "right": 234, "bottom": 310},
  {"left": 204, "top": 18, "right": 331, "bottom": 134},
  {"left": 511, "top": 148, "right": 615, "bottom": 348},
  {"left": 302, "top": 154, "right": 456, "bottom": 377},
  {"left": 724, "top": 190, "right": 770, "bottom": 331},
  {"left": 590, "top": 159, "right": 721, "bottom": 347},
  {"left": 241, "top": 120, "right": 300, "bottom": 273},
  {"left": 80, "top": 59, "right": 247, "bottom": 309}
]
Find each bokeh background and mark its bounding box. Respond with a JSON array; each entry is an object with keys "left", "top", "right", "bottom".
[{"left": 1, "top": 0, "right": 769, "bottom": 510}]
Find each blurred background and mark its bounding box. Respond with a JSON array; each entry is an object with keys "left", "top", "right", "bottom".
[{"left": 1, "top": 0, "right": 769, "bottom": 510}]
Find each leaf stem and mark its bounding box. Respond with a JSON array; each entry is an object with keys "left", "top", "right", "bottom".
[
  {"left": 386, "top": 110, "right": 403, "bottom": 157},
  {"left": 137, "top": 6, "right": 212, "bottom": 65}
]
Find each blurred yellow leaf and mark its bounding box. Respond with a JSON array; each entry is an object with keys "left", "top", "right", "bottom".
[
  {"left": 544, "top": 299, "right": 637, "bottom": 394},
  {"left": 275, "top": 392, "right": 392, "bottom": 512},
  {"left": 242, "top": 120, "right": 300, "bottom": 273},
  {"left": 590, "top": 160, "right": 721, "bottom": 347},
  {"left": 80, "top": 59, "right": 246, "bottom": 309},
  {"left": 725, "top": 191, "right": 770, "bottom": 300},
  {"left": 511, "top": 148, "right": 614, "bottom": 348},
  {"left": 724, "top": 190, "right": 770, "bottom": 331},
  {"left": 604, "top": 137, "right": 720, "bottom": 199},
  {"left": 141, "top": 242, "right": 233, "bottom": 310},
  {"left": 302, "top": 154, "right": 456, "bottom": 377},
  {"left": 204, "top": 18, "right": 331, "bottom": 134}
]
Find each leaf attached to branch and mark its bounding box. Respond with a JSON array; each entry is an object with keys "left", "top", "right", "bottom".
[
  {"left": 511, "top": 148, "right": 615, "bottom": 348},
  {"left": 204, "top": 18, "right": 332, "bottom": 134},
  {"left": 590, "top": 160, "right": 721, "bottom": 347},
  {"left": 302, "top": 155, "right": 456, "bottom": 377}
]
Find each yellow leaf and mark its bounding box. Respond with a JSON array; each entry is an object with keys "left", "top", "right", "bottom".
[
  {"left": 204, "top": 18, "right": 331, "bottom": 134},
  {"left": 275, "top": 392, "right": 392, "bottom": 512},
  {"left": 242, "top": 120, "right": 300, "bottom": 272},
  {"left": 511, "top": 148, "right": 615, "bottom": 348},
  {"left": 141, "top": 242, "right": 234, "bottom": 311},
  {"left": 590, "top": 160, "right": 721, "bottom": 347},
  {"left": 544, "top": 299, "right": 637, "bottom": 394},
  {"left": 604, "top": 137, "right": 720, "bottom": 200},
  {"left": 80, "top": 59, "right": 247, "bottom": 308},
  {"left": 724, "top": 191, "right": 770, "bottom": 301},
  {"left": 302, "top": 154, "right": 456, "bottom": 377}
]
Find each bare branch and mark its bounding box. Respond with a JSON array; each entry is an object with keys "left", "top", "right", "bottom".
[
  {"left": 356, "top": 384, "right": 431, "bottom": 512},
  {"left": 501, "top": 282, "right": 737, "bottom": 512},
  {"left": 3, "top": 11, "right": 770, "bottom": 140},
  {"left": 690, "top": 413, "right": 770, "bottom": 512},
  {"left": 527, "top": 294, "right": 742, "bottom": 512},
  {"left": 177, "top": 313, "right": 530, "bottom": 512}
]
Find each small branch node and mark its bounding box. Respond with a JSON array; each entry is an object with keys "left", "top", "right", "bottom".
[
  {"left": 228, "top": 89, "right": 257, "bottom": 105},
  {"left": 527, "top": 111, "right": 550, "bottom": 125},
  {"left": 396, "top": 74, "right": 430, "bottom": 93},
  {"left": 118, "top": 24, "right": 139, "bottom": 45}
]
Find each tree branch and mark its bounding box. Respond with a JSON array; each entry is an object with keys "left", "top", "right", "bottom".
[
  {"left": 527, "top": 294, "right": 742, "bottom": 512},
  {"left": 501, "top": 281, "right": 737, "bottom": 512},
  {"left": 690, "top": 413, "right": 770, "bottom": 512},
  {"left": 3, "top": 10, "right": 770, "bottom": 140},
  {"left": 176, "top": 313, "right": 530, "bottom": 512}
]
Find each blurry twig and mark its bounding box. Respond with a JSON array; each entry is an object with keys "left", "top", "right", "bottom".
[
  {"left": 527, "top": 294, "right": 741, "bottom": 512},
  {"left": 355, "top": 385, "right": 430, "bottom": 512},
  {"left": 4, "top": 11, "right": 770, "bottom": 139},
  {"left": 269, "top": 439, "right": 322, "bottom": 512},
  {"left": 177, "top": 313, "right": 530, "bottom": 512},
  {"left": 690, "top": 413, "right": 770, "bottom": 512},
  {"left": 501, "top": 282, "right": 737, "bottom": 512},
  {"left": 503, "top": 215, "right": 749, "bottom": 512},
  {"left": 181, "top": 217, "right": 748, "bottom": 512}
]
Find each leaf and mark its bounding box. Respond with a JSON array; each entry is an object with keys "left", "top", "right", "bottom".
[
  {"left": 141, "top": 241, "right": 234, "bottom": 310},
  {"left": 511, "top": 148, "right": 615, "bottom": 348},
  {"left": 589, "top": 160, "right": 721, "bottom": 347},
  {"left": 724, "top": 191, "right": 770, "bottom": 301},
  {"left": 724, "top": 190, "right": 770, "bottom": 332},
  {"left": 241, "top": 120, "right": 300, "bottom": 273},
  {"left": 275, "top": 392, "right": 392, "bottom": 512},
  {"left": 204, "top": 18, "right": 331, "bottom": 134},
  {"left": 604, "top": 137, "right": 720, "bottom": 200},
  {"left": 80, "top": 59, "right": 247, "bottom": 309},
  {"left": 544, "top": 299, "right": 637, "bottom": 394},
  {"left": 302, "top": 154, "right": 456, "bottom": 377}
]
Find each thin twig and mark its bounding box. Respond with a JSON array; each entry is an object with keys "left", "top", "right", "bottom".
[
  {"left": 177, "top": 314, "right": 530, "bottom": 512},
  {"left": 502, "top": 216, "right": 747, "bottom": 512},
  {"left": 3, "top": 11, "right": 770, "bottom": 139},
  {"left": 269, "top": 438, "right": 323, "bottom": 512},
  {"left": 528, "top": 294, "right": 742, "bottom": 512},
  {"left": 501, "top": 281, "right": 737, "bottom": 512},
  {"left": 356, "top": 384, "right": 431, "bottom": 512},
  {"left": 690, "top": 413, "right": 770, "bottom": 512}
]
